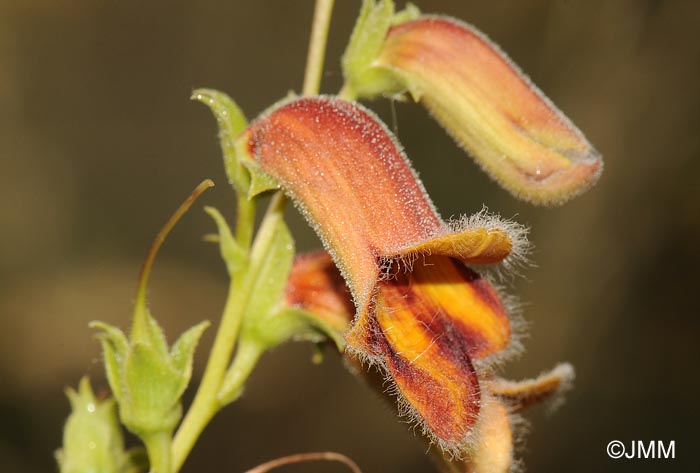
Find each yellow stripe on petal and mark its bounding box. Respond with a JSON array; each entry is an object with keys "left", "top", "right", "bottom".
[
  {"left": 378, "top": 255, "right": 510, "bottom": 360},
  {"left": 412, "top": 257, "right": 510, "bottom": 358},
  {"left": 375, "top": 283, "right": 481, "bottom": 446},
  {"left": 356, "top": 255, "right": 510, "bottom": 448}
]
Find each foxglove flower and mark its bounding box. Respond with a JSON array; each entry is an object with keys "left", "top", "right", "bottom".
[
  {"left": 342, "top": 1, "right": 603, "bottom": 205},
  {"left": 237, "top": 96, "right": 527, "bottom": 453}
]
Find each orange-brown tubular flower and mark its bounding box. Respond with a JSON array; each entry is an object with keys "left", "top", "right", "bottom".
[
  {"left": 240, "top": 96, "right": 528, "bottom": 453},
  {"left": 370, "top": 16, "right": 603, "bottom": 206}
]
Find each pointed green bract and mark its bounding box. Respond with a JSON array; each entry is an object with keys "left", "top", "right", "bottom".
[
  {"left": 235, "top": 136, "right": 281, "bottom": 198},
  {"left": 239, "top": 213, "right": 295, "bottom": 345},
  {"left": 143, "top": 308, "right": 169, "bottom": 357},
  {"left": 203, "top": 206, "right": 246, "bottom": 273},
  {"left": 341, "top": 0, "right": 419, "bottom": 98},
  {"left": 267, "top": 307, "right": 345, "bottom": 350},
  {"left": 215, "top": 199, "right": 345, "bottom": 405},
  {"left": 170, "top": 321, "right": 210, "bottom": 377},
  {"left": 90, "top": 322, "right": 128, "bottom": 401},
  {"left": 236, "top": 210, "right": 343, "bottom": 351},
  {"left": 194, "top": 87, "right": 281, "bottom": 198},
  {"left": 192, "top": 89, "right": 249, "bottom": 193}
]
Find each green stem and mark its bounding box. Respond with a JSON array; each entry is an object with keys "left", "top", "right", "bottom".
[
  {"left": 171, "top": 0, "right": 335, "bottom": 469},
  {"left": 219, "top": 341, "right": 263, "bottom": 404},
  {"left": 302, "top": 0, "right": 335, "bottom": 97},
  {"left": 170, "top": 278, "right": 240, "bottom": 472},
  {"left": 171, "top": 195, "right": 287, "bottom": 472},
  {"left": 143, "top": 431, "right": 172, "bottom": 473},
  {"left": 338, "top": 83, "right": 357, "bottom": 101},
  {"left": 235, "top": 193, "right": 255, "bottom": 250}
]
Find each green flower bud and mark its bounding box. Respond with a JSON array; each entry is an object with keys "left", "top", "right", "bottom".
[
  {"left": 56, "top": 378, "right": 133, "bottom": 473},
  {"left": 91, "top": 318, "right": 209, "bottom": 437}
]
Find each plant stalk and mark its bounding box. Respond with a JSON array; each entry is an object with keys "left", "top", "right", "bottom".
[
  {"left": 171, "top": 0, "right": 335, "bottom": 469},
  {"left": 302, "top": 0, "right": 335, "bottom": 97},
  {"left": 143, "top": 431, "right": 173, "bottom": 473}
]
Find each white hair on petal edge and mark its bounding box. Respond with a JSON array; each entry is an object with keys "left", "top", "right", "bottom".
[
  {"left": 491, "top": 363, "right": 576, "bottom": 414},
  {"left": 447, "top": 206, "right": 532, "bottom": 282},
  {"left": 506, "top": 412, "right": 529, "bottom": 473},
  {"left": 543, "top": 363, "right": 576, "bottom": 415},
  {"left": 344, "top": 342, "right": 483, "bottom": 459},
  {"left": 474, "top": 281, "right": 529, "bottom": 373}
]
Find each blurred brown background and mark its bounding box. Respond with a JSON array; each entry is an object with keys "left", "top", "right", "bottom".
[{"left": 1, "top": 0, "right": 698, "bottom": 472}]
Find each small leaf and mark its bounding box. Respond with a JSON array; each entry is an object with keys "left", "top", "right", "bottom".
[
  {"left": 236, "top": 222, "right": 344, "bottom": 352},
  {"left": 143, "top": 309, "right": 169, "bottom": 359},
  {"left": 391, "top": 2, "right": 420, "bottom": 25},
  {"left": 341, "top": 0, "right": 405, "bottom": 99},
  {"left": 192, "top": 88, "right": 249, "bottom": 192},
  {"left": 170, "top": 320, "right": 210, "bottom": 378},
  {"left": 204, "top": 206, "right": 246, "bottom": 273},
  {"left": 248, "top": 215, "right": 294, "bottom": 322},
  {"left": 236, "top": 138, "right": 281, "bottom": 198},
  {"left": 267, "top": 307, "right": 345, "bottom": 351},
  {"left": 90, "top": 322, "right": 129, "bottom": 401}
]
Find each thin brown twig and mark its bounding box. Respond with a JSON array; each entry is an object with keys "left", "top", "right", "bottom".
[{"left": 243, "top": 451, "right": 362, "bottom": 473}]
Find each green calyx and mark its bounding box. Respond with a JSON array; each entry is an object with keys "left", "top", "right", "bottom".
[
  {"left": 341, "top": 0, "right": 420, "bottom": 99},
  {"left": 90, "top": 318, "right": 209, "bottom": 437},
  {"left": 56, "top": 377, "right": 147, "bottom": 473},
  {"left": 203, "top": 197, "right": 343, "bottom": 406},
  {"left": 191, "top": 89, "right": 249, "bottom": 193},
  {"left": 89, "top": 182, "right": 214, "bottom": 473},
  {"left": 193, "top": 88, "right": 280, "bottom": 199}
]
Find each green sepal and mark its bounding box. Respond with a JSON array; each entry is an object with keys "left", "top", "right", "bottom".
[
  {"left": 143, "top": 307, "right": 169, "bottom": 358},
  {"left": 204, "top": 206, "right": 246, "bottom": 273},
  {"left": 391, "top": 2, "right": 420, "bottom": 24},
  {"left": 192, "top": 88, "right": 249, "bottom": 193},
  {"left": 56, "top": 377, "right": 128, "bottom": 473},
  {"left": 122, "top": 343, "right": 183, "bottom": 435},
  {"left": 261, "top": 307, "right": 345, "bottom": 351},
  {"left": 170, "top": 320, "right": 210, "bottom": 383},
  {"left": 240, "top": 213, "right": 294, "bottom": 332},
  {"left": 235, "top": 134, "right": 280, "bottom": 199},
  {"left": 234, "top": 212, "right": 344, "bottom": 363},
  {"left": 90, "top": 322, "right": 128, "bottom": 401},
  {"left": 341, "top": 0, "right": 420, "bottom": 99},
  {"left": 91, "top": 316, "right": 209, "bottom": 437}
]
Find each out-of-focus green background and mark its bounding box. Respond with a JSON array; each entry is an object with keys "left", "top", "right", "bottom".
[{"left": 2, "top": 0, "right": 698, "bottom": 472}]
